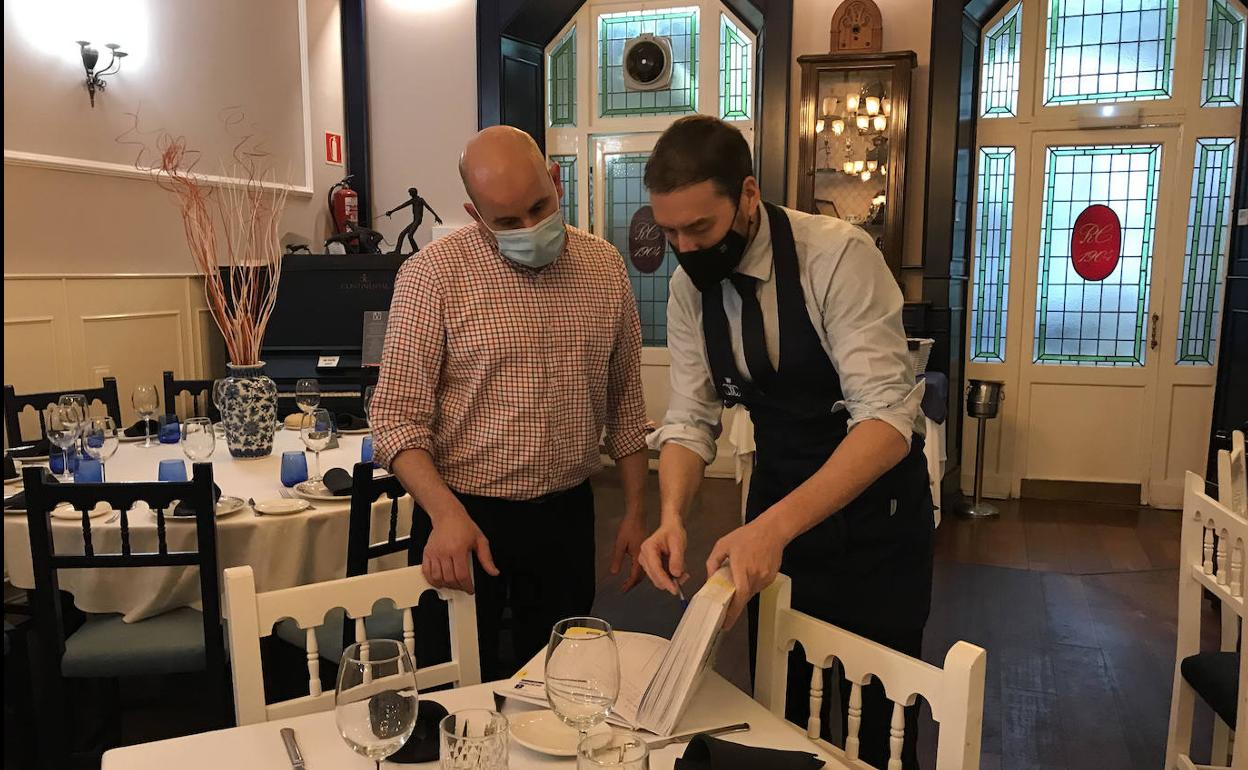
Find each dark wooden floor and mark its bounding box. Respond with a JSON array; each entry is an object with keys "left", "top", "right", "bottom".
[{"left": 5, "top": 471, "right": 1218, "bottom": 770}]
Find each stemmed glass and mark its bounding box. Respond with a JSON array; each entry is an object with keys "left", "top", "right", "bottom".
[
  {"left": 132, "top": 384, "right": 160, "bottom": 448},
  {"left": 335, "top": 640, "right": 419, "bottom": 770},
  {"left": 546, "top": 617, "right": 621, "bottom": 745},
  {"left": 83, "top": 416, "right": 120, "bottom": 481},
  {"left": 46, "top": 404, "right": 84, "bottom": 482},
  {"left": 300, "top": 408, "right": 334, "bottom": 486},
  {"left": 181, "top": 417, "right": 216, "bottom": 461},
  {"left": 58, "top": 394, "right": 88, "bottom": 453},
  {"left": 295, "top": 378, "right": 321, "bottom": 429}
]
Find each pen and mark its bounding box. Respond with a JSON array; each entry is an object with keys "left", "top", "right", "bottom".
[{"left": 677, "top": 584, "right": 689, "bottom": 609}]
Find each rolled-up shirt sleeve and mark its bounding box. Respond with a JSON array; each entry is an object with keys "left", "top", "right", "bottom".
[
  {"left": 603, "top": 265, "right": 649, "bottom": 460},
  {"left": 646, "top": 270, "right": 723, "bottom": 464},
  {"left": 816, "top": 235, "right": 923, "bottom": 446},
  {"left": 371, "top": 257, "right": 444, "bottom": 469}
]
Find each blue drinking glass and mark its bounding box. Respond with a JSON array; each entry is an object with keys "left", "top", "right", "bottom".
[
  {"left": 360, "top": 436, "right": 374, "bottom": 465},
  {"left": 158, "top": 414, "right": 181, "bottom": 444},
  {"left": 280, "top": 451, "right": 309, "bottom": 488},
  {"left": 74, "top": 458, "right": 103, "bottom": 483},
  {"left": 158, "top": 459, "right": 188, "bottom": 482}
]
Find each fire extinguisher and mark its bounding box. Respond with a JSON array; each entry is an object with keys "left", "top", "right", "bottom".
[{"left": 328, "top": 176, "right": 359, "bottom": 234}]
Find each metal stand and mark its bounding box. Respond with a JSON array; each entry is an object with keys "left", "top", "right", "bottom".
[{"left": 957, "top": 413, "right": 999, "bottom": 518}]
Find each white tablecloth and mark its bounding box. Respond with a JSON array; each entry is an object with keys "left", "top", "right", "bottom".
[
  {"left": 3, "top": 430, "right": 412, "bottom": 621},
  {"left": 102, "top": 674, "right": 844, "bottom": 769}
]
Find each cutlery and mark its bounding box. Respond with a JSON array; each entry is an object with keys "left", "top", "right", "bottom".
[
  {"left": 248, "top": 497, "right": 261, "bottom": 517},
  {"left": 280, "top": 727, "right": 306, "bottom": 770},
  {"left": 645, "top": 722, "right": 750, "bottom": 750}
]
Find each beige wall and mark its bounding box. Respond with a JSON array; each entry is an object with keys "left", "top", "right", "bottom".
[
  {"left": 788, "top": 0, "right": 932, "bottom": 301},
  {"left": 3, "top": 0, "right": 345, "bottom": 275}
]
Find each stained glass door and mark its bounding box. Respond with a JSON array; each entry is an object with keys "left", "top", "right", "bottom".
[{"left": 1014, "top": 127, "right": 1185, "bottom": 495}]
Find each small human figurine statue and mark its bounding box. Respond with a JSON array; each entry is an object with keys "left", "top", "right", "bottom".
[{"left": 385, "top": 187, "right": 444, "bottom": 257}]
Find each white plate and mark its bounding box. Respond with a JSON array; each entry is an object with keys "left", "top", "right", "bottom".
[
  {"left": 166, "top": 496, "right": 248, "bottom": 520},
  {"left": 49, "top": 502, "right": 112, "bottom": 520},
  {"left": 507, "top": 710, "right": 610, "bottom": 757},
  {"left": 252, "top": 498, "right": 311, "bottom": 515},
  {"left": 11, "top": 454, "right": 50, "bottom": 462},
  {"left": 293, "top": 480, "right": 348, "bottom": 501}
]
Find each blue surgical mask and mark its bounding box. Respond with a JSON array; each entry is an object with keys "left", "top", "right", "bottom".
[{"left": 490, "top": 209, "right": 567, "bottom": 269}]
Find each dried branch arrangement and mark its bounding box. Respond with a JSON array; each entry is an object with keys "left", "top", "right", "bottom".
[{"left": 121, "top": 110, "right": 289, "bottom": 365}]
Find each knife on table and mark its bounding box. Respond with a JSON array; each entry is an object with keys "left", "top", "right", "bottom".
[
  {"left": 646, "top": 722, "right": 750, "bottom": 750},
  {"left": 280, "top": 727, "right": 306, "bottom": 769}
]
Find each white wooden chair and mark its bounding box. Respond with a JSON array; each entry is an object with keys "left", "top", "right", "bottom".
[
  {"left": 1164, "top": 470, "right": 1248, "bottom": 770},
  {"left": 755, "top": 574, "right": 986, "bottom": 770},
  {"left": 223, "top": 564, "right": 481, "bottom": 726},
  {"left": 1210, "top": 431, "right": 1247, "bottom": 763}
]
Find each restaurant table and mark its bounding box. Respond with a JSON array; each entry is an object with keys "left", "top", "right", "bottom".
[
  {"left": 101, "top": 674, "right": 843, "bottom": 769},
  {"left": 3, "top": 429, "right": 411, "bottom": 621}
]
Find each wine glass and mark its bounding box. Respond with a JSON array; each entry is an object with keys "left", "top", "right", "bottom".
[
  {"left": 132, "top": 384, "right": 160, "bottom": 448},
  {"left": 83, "top": 416, "right": 120, "bottom": 482},
  {"left": 300, "top": 408, "right": 334, "bottom": 485},
  {"left": 546, "top": 618, "right": 620, "bottom": 744},
  {"left": 181, "top": 417, "right": 216, "bottom": 461},
  {"left": 295, "top": 378, "right": 321, "bottom": 417},
  {"left": 335, "top": 640, "right": 419, "bottom": 770},
  {"left": 46, "top": 404, "right": 83, "bottom": 482},
  {"left": 58, "top": 393, "right": 88, "bottom": 452}
]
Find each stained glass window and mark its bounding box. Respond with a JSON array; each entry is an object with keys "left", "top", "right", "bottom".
[
  {"left": 549, "top": 26, "right": 576, "bottom": 127},
  {"left": 1177, "top": 138, "right": 1237, "bottom": 365},
  {"left": 720, "top": 14, "right": 752, "bottom": 120},
  {"left": 1034, "top": 144, "right": 1162, "bottom": 366},
  {"left": 551, "top": 154, "right": 578, "bottom": 227},
  {"left": 604, "top": 152, "right": 677, "bottom": 346},
  {"left": 1203, "top": 0, "right": 1246, "bottom": 106},
  {"left": 1044, "top": 0, "right": 1178, "bottom": 105},
  {"left": 981, "top": 4, "right": 1022, "bottom": 117},
  {"left": 971, "top": 148, "right": 1017, "bottom": 362},
  {"left": 599, "top": 7, "right": 699, "bottom": 118}
]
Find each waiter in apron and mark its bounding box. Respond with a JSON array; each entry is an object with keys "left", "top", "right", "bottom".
[{"left": 637, "top": 116, "right": 933, "bottom": 770}]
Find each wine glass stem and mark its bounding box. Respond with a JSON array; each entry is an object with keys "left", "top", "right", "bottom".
[
  {"left": 144, "top": 419, "right": 152, "bottom": 448},
  {"left": 314, "top": 451, "right": 321, "bottom": 481},
  {"left": 101, "top": 460, "right": 106, "bottom": 483},
  {"left": 62, "top": 448, "right": 72, "bottom": 480}
]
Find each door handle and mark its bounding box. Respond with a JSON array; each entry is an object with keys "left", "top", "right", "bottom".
[{"left": 1150, "top": 313, "right": 1160, "bottom": 350}]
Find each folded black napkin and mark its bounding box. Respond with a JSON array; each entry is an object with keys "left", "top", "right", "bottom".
[
  {"left": 3, "top": 456, "right": 16, "bottom": 481},
  {"left": 7, "top": 438, "right": 51, "bottom": 459},
  {"left": 4, "top": 474, "right": 60, "bottom": 511},
  {"left": 387, "top": 700, "right": 447, "bottom": 764},
  {"left": 171, "top": 484, "right": 224, "bottom": 517},
  {"left": 674, "top": 734, "right": 825, "bottom": 770},
  {"left": 322, "top": 467, "right": 353, "bottom": 496},
  {"left": 336, "top": 412, "right": 369, "bottom": 431},
  {"left": 123, "top": 418, "right": 159, "bottom": 438}
]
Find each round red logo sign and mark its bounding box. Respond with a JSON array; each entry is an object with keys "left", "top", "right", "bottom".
[
  {"left": 629, "top": 205, "right": 667, "bottom": 274},
  {"left": 1071, "top": 204, "right": 1122, "bottom": 282}
]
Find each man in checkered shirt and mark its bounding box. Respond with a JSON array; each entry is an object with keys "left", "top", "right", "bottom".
[{"left": 371, "top": 126, "right": 651, "bottom": 678}]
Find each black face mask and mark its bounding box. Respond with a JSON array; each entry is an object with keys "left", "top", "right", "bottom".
[{"left": 672, "top": 199, "right": 749, "bottom": 292}]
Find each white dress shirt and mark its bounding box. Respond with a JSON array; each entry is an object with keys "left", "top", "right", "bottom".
[{"left": 647, "top": 203, "right": 924, "bottom": 464}]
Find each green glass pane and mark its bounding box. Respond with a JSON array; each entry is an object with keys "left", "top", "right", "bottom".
[
  {"left": 971, "top": 148, "right": 1016, "bottom": 362},
  {"left": 1202, "top": 0, "right": 1246, "bottom": 106},
  {"left": 551, "top": 154, "right": 578, "bottom": 228},
  {"left": 548, "top": 27, "right": 576, "bottom": 127},
  {"left": 719, "top": 14, "right": 752, "bottom": 120},
  {"left": 1034, "top": 144, "right": 1162, "bottom": 366},
  {"left": 603, "top": 152, "right": 675, "bottom": 346},
  {"left": 981, "top": 4, "right": 1022, "bottom": 118},
  {"left": 598, "top": 8, "right": 700, "bottom": 118},
  {"left": 1044, "top": 0, "right": 1178, "bottom": 105},
  {"left": 1177, "top": 138, "right": 1237, "bottom": 365}
]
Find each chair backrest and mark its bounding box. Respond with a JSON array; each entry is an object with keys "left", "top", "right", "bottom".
[
  {"left": 4, "top": 377, "right": 123, "bottom": 443},
  {"left": 223, "top": 563, "right": 480, "bottom": 725},
  {"left": 1217, "top": 430, "right": 1246, "bottom": 516},
  {"left": 23, "top": 462, "right": 227, "bottom": 715},
  {"left": 756, "top": 575, "right": 987, "bottom": 770},
  {"left": 345, "top": 462, "right": 430, "bottom": 577},
  {"left": 163, "top": 370, "right": 219, "bottom": 421}
]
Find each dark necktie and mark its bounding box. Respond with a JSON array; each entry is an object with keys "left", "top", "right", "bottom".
[{"left": 728, "top": 273, "right": 775, "bottom": 389}]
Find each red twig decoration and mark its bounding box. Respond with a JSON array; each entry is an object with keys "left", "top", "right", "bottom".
[{"left": 120, "top": 109, "right": 289, "bottom": 366}]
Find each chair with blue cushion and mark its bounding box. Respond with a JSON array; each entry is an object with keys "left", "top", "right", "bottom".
[
  {"left": 23, "top": 462, "right": 227, "bottom": 769},
  {"left": 1164, "top": 468, "right": 1248, "bottom": 770}
]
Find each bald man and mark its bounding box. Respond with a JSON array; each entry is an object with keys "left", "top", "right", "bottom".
[{"left": 370, "top": 126, "right": 650, "bottom": 678}]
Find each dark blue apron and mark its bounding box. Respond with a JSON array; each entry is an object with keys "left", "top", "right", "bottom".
[{"left": 700, "top": 202, "right": 933, "bottom": 768}]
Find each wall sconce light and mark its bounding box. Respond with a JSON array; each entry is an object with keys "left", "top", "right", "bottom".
[
  {"left": 882, "top": 98, "right": 892, "bottom": 116},
  {"left": 864, "top": 96, "right": 880, "bottom": 116},
  {"left": 842, "top": 160, "right": 855, "bottom": 174},
  {"left": 815, "top": 119, "right": 826, "bottom": 134},
  {"left": 77, "top": 40, "right": 127, "bottom": 108},
  {"left": 830, "top": 118, "right": 845, "bottom": 136},
  {"left": 855, "top": 114, "right": 870, "bottom": 132},
  {"left": 872, "top": 115, "right": 888, "bottom": 132},
  {"left": 845, "top": 93, "right": 860, "bottom": 113},
  {"left": 866, "top": 159, "right": 878, "bottom": 171},
  {"left": 853, "top": 160, "right": 865, "bottom": 174},
  {"left": 860, "top": 170, "right": 872, "bottom": 182}
]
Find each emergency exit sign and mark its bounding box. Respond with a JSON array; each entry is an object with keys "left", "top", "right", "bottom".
[{"left": 325, "top": 132, "right": 343, "bottom": 166}]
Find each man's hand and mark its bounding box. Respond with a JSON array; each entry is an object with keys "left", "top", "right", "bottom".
[
  {"left": 609, "top": 513, "right": 647, "bottom": 592},
  {"left": 421, "top": 502, "right": 499, "bottom": 594},
  {"left": 706, "top": 518, "right": 789, "bottom": 629},
  {"left": 638, "top": 521, "right": 689, "bottom": 595}
]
